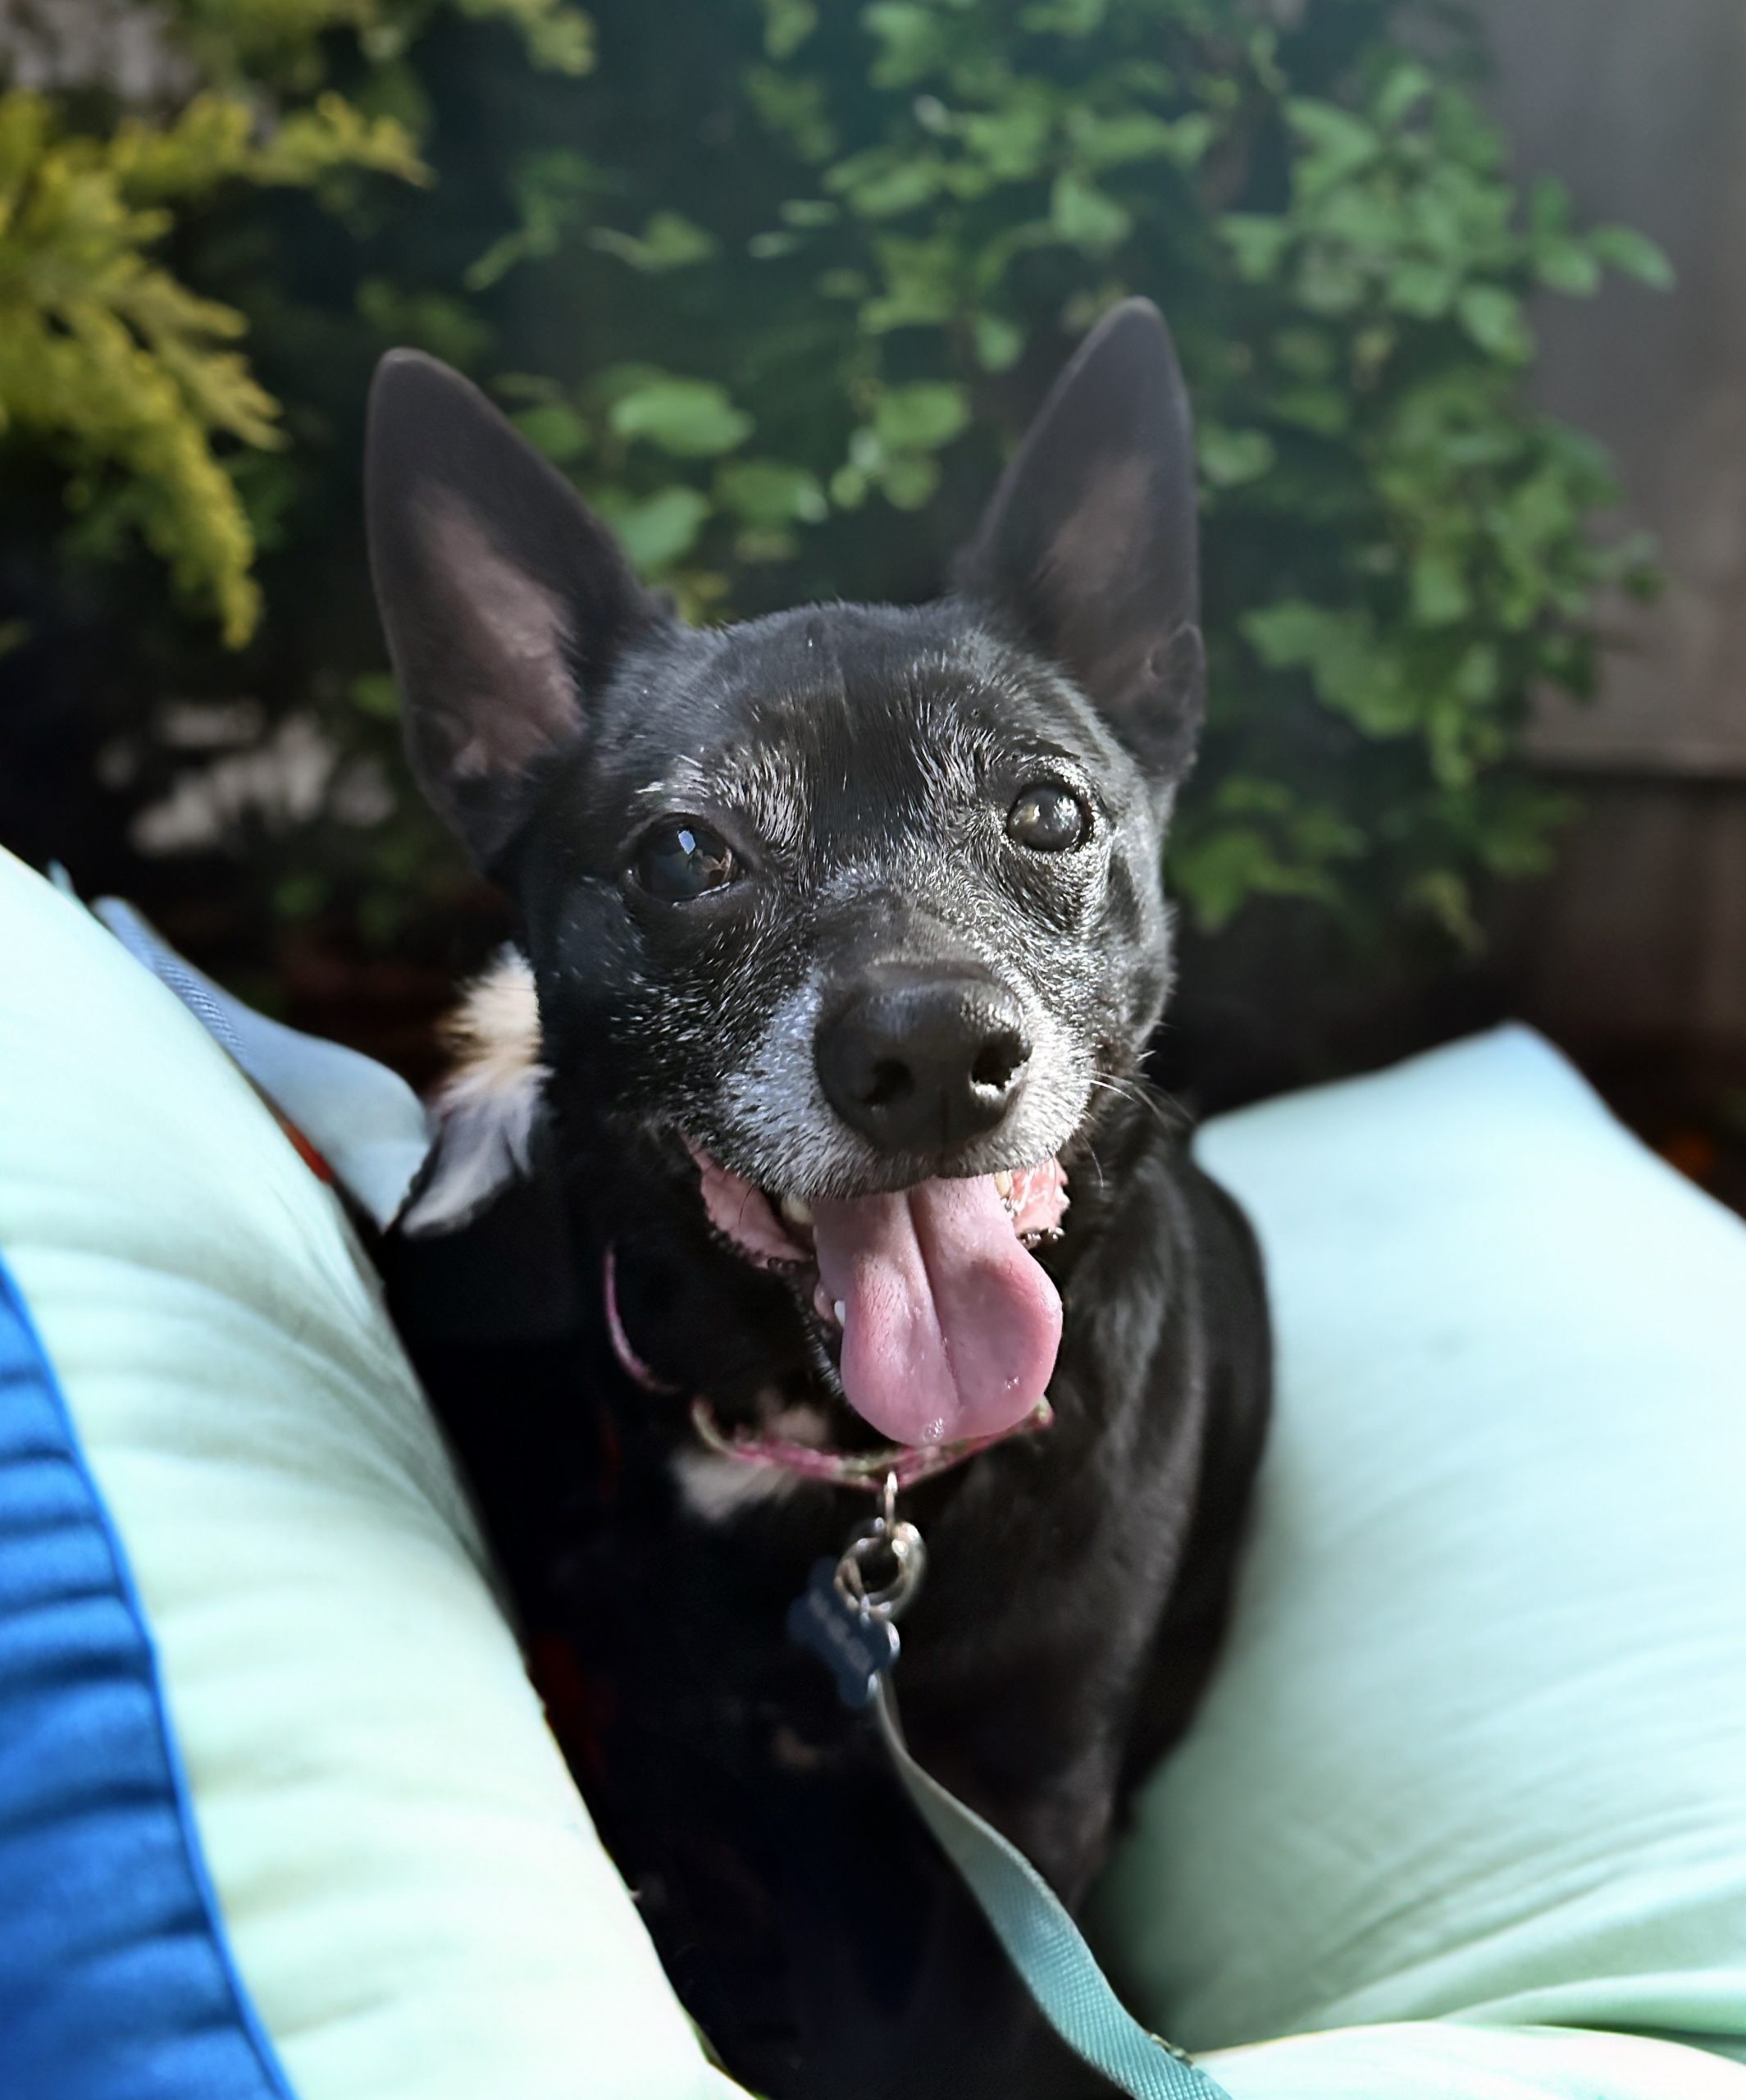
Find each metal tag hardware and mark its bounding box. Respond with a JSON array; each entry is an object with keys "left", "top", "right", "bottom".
[{"left": 785, "top": 1472, "right": 924, "bottom": 1709}]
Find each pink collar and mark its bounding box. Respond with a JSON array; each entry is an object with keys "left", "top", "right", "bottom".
[
  {"left": 602, "top": 1244, "right": 683, "bottom": 1395},
  {"left": 603, "top": 1244, "right": 1054, "bottom": 1494}
]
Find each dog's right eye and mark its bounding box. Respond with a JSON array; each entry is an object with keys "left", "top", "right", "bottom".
[{"left": 633, "top": 821, "right": 737, "bottom": 902}]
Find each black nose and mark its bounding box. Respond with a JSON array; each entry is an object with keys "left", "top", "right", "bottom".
[{"left": 815, "top": 966, "right": 1031, "bottom": 1155}]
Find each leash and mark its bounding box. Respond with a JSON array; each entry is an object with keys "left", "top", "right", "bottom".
[{"left": 788, "top": 1485, "right": 1232, "bottom": 2100}]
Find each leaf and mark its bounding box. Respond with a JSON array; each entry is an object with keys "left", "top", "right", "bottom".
[
  {"left": 1219, "top": 212, "right": 1292, "bottom": 282},
  {"left": 1373, "top": 62, "right": 1434, "bottom": 131},
  {"left": 1311, "top": 186, "right": 1406, "bottom": 252},
  {"left": 1457, "top": 284, "right": 1534, "bottom": 361},
  {"left": 859, "top": 231, "right": 959, "bottom": 330},
  {"left": 1198, "top": 426, "right": 1275, "bottom": 489},
  {"left": 760, "top": 0, "right": 817, "bottom": 59},
  {"left": 831, "top": 149, "right": 945, "bottom": 218},
  {"left": 1405, "top": 869, "right": 1482, "bottom": 952},
  {"left": 608, "top": 377, "right": 753, "bottom": 457},
  {"left": 744, "top": 66, "right": 836, "bottom": 162},
  {"left": 1385, "top": 259, "right": 1458, "bottom": 318},
  {"left": 879, "top": 453, "right": 941, "bottom": 509},
  {"left": 1050, "top": 171, "right": 1131, "bottom": 252},
  {"left": 358, "top": 281, "right": 492, "bottom": 369},
  {"left": 1020, "top": 0, "right": 1108, "bottom": 34},
  {"left": 512, "top": 403, "right": 591, "bottom": 463},
  {"left": 1243, "top": 602, "right": 1420, "bottom": 733},
  {"left": 594, "top": 486, "right": 711, "bottom": 574},
  {"left": 779, "top": 198, "right": 840, "bottom": 227},
  {"left": 1528, "top": 176, "right": 1574, "bottom": 242},
  {"left": 1168, "top": 779, "right": 1361, "bottom": 931},
  {"left": 1534, "top": 240, "right": 1601, "bottom": 297},
  {"left": 1589, "top": 224, "right": 1675, "bottom": 290},
  {"left": 349, "top": 673, "right": 401, "bottom": 721},
  {"left": 111, "top": 91, "right": 424, "bottom": 199},
  {"left": 588, "top": 211, "right": 716, "bottom": 272},
  {"left": 973, "top": 312, "right": 1026, "bottom": 372},
  {"left": 1270, "top": 326, "right": 1336, "bottom": 377},
  {"left": 466, "top": 148, "right": 595, "bottom": 289},
  {"left": 714, "top": 458, "right": 827, "bottom": 526},
  {"left": 454, "top": 0, "right": 596, "bottom": 75},
  {"left": 1065, "top": 109, "right": 1181, "bottom": 170},
  {"left": 1170, "top": 826, "right": 1294, "bottom": 930},
  {"left": 1242, "top": 601, "right": 1336, "bottom": 671},
  {"left": 1160, "top": 115, "right": 1217, "bottom": 168},
  {"left": 862, "top": 2, "right": 951, "bottom": 89},
  {"left": 1287, "top": 99, "right": 1380, "bottom": 199},
  {"left": 1409, "top": 550, "right": 1470, "bottom": 626},
  {"left": 1296, "top": 246, "right": 1367, "bottom": 316},
  {"left": 1267, "top": 382, "right": 1349, "bottom": 436},
  {"left": 872, "top": 381, "right": 969, "bottom": 452},
  {"left": 734, "top": 527, "right": 799, "bottom": 564},
  {"left": 960, "top": 98, "right": 1055, "bottom": 181}
]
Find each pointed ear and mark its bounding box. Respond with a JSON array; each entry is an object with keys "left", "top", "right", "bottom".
[
  {"left": 956, "top": 299, "right": 1203, "bottom": 776},
  {"left": 366, "top": 350, "right": 663, "bottom": 866}
]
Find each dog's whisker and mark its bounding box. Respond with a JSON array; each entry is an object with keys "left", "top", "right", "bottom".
[{"left": 1087, "top": 1071, "right": 1183, "bottom": 1141}]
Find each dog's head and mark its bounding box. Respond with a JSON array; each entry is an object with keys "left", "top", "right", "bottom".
[{"left": 367, "top": 299, "right": 1202, "bottom": 1451}]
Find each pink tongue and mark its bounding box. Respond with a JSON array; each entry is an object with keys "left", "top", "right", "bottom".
[{"left": 810, "top": 1178, "right": 1063, "bottom": 1446}]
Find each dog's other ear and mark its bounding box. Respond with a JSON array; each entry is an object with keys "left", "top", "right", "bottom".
[
  {"left": 366, "top": 350, "right": 663, "bottom": 865},
  {"left": 957, "top": 298, "right": 1202, "bottom": 777}
]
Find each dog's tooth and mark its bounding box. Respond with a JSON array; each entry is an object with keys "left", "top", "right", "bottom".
[
  {"left": 994, "top": 1171, "right": 1014, "bottom": 1200},
  {"left": 780, "top": 1194, "right": 814, "bottom": 1228},
  {"left": 832, "top": 1299, "right": 846, "bottom": 1326}
]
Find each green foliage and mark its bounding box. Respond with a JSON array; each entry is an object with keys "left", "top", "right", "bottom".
[
  {"left": 0, "top": 0, "right": 1666, "bottom": 982},
  {"left": 0, "top": 88, "right": 421, "bottom": 641},
  {"left": 462, "top": 0, "right": 1658, "bottom": 952},
  {"left": 0, "top": 0, "right": 589, "bottom": 642},
  {"left": 166, "top": 0, "right": 595, "bottom": 85}
]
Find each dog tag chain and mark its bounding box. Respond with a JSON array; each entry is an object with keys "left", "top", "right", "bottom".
[
  {"left": 785, "top": 1472, "right": 923, "bottom": 1708},
  {"left": 787, "top": 1477, "right": 1232, "bottom": 2100}
]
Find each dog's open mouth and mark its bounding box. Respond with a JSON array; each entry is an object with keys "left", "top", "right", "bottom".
[{"left": 690, "top": 1145, "right": 1068, "bottom": 1449}]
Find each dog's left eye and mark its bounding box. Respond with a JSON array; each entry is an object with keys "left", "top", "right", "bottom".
[
  {"left": 634, "top": 820, "right": 737, "bottom": 902},
  {"left": 1007, "top": 783, "right": 1090, "bottom": 853}
]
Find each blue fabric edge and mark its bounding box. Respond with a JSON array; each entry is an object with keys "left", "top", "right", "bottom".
[{"left": 0, "top": 1249, "right": 300, "bottom": 2100}]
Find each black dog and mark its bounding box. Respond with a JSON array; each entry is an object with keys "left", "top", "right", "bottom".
[{"left": 367, "top": 299, "right": 1270, "bottom": 2100}]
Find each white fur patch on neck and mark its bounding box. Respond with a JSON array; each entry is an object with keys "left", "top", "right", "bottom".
[
  {"left": 671, "top": 1403, "right": 827, "bottom": 1525},
  {"left": 399, "top": 946, "right": 548, "bottom": 1235}
]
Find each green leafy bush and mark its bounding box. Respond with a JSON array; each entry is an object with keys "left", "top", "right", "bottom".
[
  {"left": 0, "top": 0, "right": 1666, "bottom": 1019},
  {"left": 0, "top": 87, "right": 421, "bottom": 641}
]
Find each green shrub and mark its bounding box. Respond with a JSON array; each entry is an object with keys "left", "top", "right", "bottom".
[
  {"left": 0, "top": 86, "right": 422, "bottom": 643},
  {"left": 0, "top": 0, "right": 1666, "bottom": 996}
]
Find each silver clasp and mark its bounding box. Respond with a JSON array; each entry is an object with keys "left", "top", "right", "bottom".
[{"left": 833, "top": 1469, "right": 928, "bottom": 1623}]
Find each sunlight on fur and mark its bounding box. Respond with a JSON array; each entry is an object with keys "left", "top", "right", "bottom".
[{"left": 401, "top": 946, "right": 546, "bottom": 1234}]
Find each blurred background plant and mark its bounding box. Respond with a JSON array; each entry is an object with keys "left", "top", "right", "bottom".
[{"left": 0, "top": 0, "right": 1669, "bottom": 1093}]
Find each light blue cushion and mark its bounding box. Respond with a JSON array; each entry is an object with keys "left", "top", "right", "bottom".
[
  {"left": 1094, "top": 1026, "right": 1746, "bottom": 2093},
  {"left": 0, "top": 1251, "right": 297, "bottom": 2100},
  {"left": 0, "top": 848, "right": 740, "bottom": 2100},
  {"left": 1201, "top": 2022, "right": 1746, "bottom": 2098}
]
